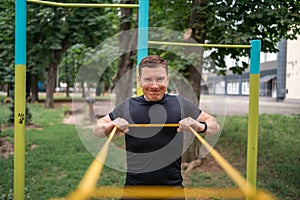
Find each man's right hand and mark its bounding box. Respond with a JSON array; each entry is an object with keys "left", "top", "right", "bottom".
[
  {"left": 110, "top": 117, "right": 129, "bottom": 134},
  {"left": 94, "top": 115, "right": 129, "bottom": 137}
]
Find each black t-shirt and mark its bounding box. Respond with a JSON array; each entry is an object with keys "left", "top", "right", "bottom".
[{"left": 109, "top": 94, "right": 201, "bottom": 186}]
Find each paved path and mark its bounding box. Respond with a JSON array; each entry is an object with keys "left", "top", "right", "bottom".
[
  {"left": 220, "top": 96, "right": 300, "bottom": 116},
  {"left": 91, "top": 95, "right": 300, "bottom": 117}
]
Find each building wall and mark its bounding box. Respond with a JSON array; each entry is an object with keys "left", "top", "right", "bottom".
[
  {"left": 203, "top": 37, "right": 300, "bottom": 99},
  {"left": 286, "top": 36, "right": 300, "bottom": 99}
]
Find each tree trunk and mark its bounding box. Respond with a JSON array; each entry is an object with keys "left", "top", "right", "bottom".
[
  {"left": 26, "top": 71, "right": 31, "bottom": 100},
  {"left": 182, "top": 0, "right": 208, "bottom": 163},
  {"left": 66, "top": 73, "right": 70, "bottom": 97},
  {"left": 7, "top": 83, "right": 11, "bottom": 97},
  {"left": 113, "top": 0, "right": 136, "bottom": 106},
  {"left": 45, "top": 51, "right": 59, "bottom": 108},
  {"left": 66, "top": 84, "right": 70, "bottom": 97},
  {"left": 31, "top": 73, "right": 39, "bottom": 103},
  {"left": 81, "top": 81, "right": 85, "bottom": 98}
]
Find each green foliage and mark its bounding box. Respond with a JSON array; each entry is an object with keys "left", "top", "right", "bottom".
[
  {"left": 5, "top": 89, "right": 32, "bottom": 124},
  {"left": 0, "top": 104, "right": 10, "bottom": 125},
  {"left": 150, "top": 0, "right": 300, "bottom": 75},
  {"left": 62, "top": 105, "right": 70, "bottom": 114},
  {"left": 59, "top": 43, "right": 91, "bottom": 89},
  {"left": 0, "top": 0, "right": 15, "bottom": 86},
  {"left": 1, "top": 0, "right": 121, "bottom": 105}
]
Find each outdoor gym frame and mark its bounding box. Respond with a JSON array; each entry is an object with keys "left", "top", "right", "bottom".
[{"left": 14, "top": 0, "right": 262, "bottom": 200}]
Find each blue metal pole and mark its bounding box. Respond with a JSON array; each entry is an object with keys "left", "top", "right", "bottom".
[
  {"left": 136, "top": 0, "right": 149, "bottom": 95},
  {"left": 14, "top": 0, "right": 26, "bottom": 200},
  {"left": 246, "top": 39, "right": 261, "bottom": 200},
  {"left": 137, "top": 0, "right": 149, "bottom": 64}
]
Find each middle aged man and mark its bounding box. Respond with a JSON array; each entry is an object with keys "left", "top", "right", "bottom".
[{"left": 94, "top": 55, "right": 220, "bottom": 199}]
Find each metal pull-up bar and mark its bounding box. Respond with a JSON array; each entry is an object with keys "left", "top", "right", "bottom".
[
  {"left": 14, "top": 1, "right": 140, "bottom": 200},
  {"left": 27, "top": 0, "right": 139, "bottom": 8},
  {"left": 148, "top": 40, "right": 251, "bottom": 48},
  {"left": 15, "top": 0, "right": 261, "bottom": 199}
]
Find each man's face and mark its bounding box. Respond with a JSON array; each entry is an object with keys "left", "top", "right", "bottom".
[{"left": 138, "top": 66, "right": 169, "bottom": 101}]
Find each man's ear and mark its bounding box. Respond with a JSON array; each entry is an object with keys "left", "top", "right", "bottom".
[{"left": 138, "top": 75, "right": 141, "bottom": 84}]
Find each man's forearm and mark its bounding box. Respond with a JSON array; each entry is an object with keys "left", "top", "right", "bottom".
[
  {"left": 94, "top": 120, "right": 112, "bottom": 137},
  {"left": 205, "top": 118, "right": 220, "bottom": 136}
]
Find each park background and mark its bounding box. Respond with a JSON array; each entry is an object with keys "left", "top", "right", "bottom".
[{"left": 1, "top": 0, "right": 300, "bottom": 199}]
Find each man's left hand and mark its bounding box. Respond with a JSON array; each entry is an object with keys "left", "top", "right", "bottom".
[{"left": 178, "top": 117, "right": 203, "bottom": 133}]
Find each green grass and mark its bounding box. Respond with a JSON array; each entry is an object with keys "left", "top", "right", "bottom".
[
  {"left": 206, "top": 114, "right": 300, "bottom": 200},
  {"left": 0, "top": 104, "right": 124, "bottom": 200},
  {"left": 0, "top": 104, "right": 299, "bottom": 200},
  {"left": 0, "top": 95, "right": 5, "bottom": 102}
]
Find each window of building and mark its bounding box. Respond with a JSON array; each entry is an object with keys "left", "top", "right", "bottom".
[
  {"left": 241, "top": 80, "right": 249, "bottom": 95},
  {"left": 215, "top": 81, "right": 225, "bottom": 94},
  {"left": 227, "top": 81, "right": 239, "bottom": 94}
]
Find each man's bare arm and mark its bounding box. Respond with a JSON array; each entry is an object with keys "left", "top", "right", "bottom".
[
  {"left": 196, "top": 111, "right": 220, "bottom": 136},
  {"left": 178, "top": 111, "right": 220, "bottom": 136},
  {"left": 94, "top": 115, "right": 129, "bottom": 137},
  {"left": 93, "top": 114, "right": 114, "bottom": 137}
]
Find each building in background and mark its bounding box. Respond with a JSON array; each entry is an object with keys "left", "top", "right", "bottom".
[
  {"left": 286, "top": 37, "right": 300, "bottom": 99},
  {"left": 202, "top": 35, "right": 300, "bottom": 100}
]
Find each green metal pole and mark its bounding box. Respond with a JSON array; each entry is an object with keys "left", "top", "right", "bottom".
[
  {"left": 14, "top": 0, "right": 26, "bottom": 200},
  {"left": 246, "top": 40, "right": 261, "bottom": 200}
]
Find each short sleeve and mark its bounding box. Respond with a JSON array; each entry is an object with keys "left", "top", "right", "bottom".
[
  {"left": 109, "top": 98, "right": 130, "bottom": 120},
  {"left": 176, "top": 95, "right": 201, "bottom": 119}
]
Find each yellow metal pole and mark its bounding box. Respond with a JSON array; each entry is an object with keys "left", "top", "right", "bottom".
[
  {"left": 148, "top": 40, "right": 251, "bottom": 48},
  {"left": 14, "top": 65, "right": 26, "bottom": 200},
  {"left": 246, "top": 40, "right": 261, "bottom": 200},
  {"left": 15, "top": 0, "right": 26, "bottom": 199},
  {"left": 27, "top": 0, "right": 139, "bottom": 8}
]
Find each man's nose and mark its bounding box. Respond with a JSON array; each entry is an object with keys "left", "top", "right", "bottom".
[{"left": 149, "top": 81, "right": 160, "bottom": 87}]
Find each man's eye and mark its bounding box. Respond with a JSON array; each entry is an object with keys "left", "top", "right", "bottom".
[
  {"left": 157, "top": 77, "right": 165, "bottom": 82},
  {"left": 143, "top": 78, "right": 152, "bottom": 83}
]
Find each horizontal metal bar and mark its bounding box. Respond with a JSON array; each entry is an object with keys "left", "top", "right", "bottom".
[
  {"left": 149, "top": 41, "right": 251, "bottom": 48},
  {"left": 129, "top": 124, "right": 179, "bottom": 127},
  {"left": 27, "top": 0, "right": 139, "bottom": 8}
]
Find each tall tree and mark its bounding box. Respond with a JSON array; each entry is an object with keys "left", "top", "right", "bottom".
[
  {"left": 0, "top": 0, "right": 15, "bottom": 97},
  {"left": 113, "top": 0, "right": 137, "bottom": 105},
  {"left": 25, "top": 0, "right": 120, "bottom": 108},
  {"left": 27, "top": 5, "right": 40, "bottom": 103},
  {"left": 150, "top": 0, "right": 300, "bottom": 162},
  {"left": 59, "top": 44, "right": 93, "bottom": 97}
]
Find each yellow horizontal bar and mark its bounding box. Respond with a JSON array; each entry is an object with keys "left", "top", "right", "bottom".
[
  {"left": 27, "top": 0, "right": 139, "bottom": 8},
  {"left": 129, "top": 123, "right": 179, "bottom": 127},
  {"left": 149, "top": 40, "right": 251, "bottom": 48},
  {"left": 50, "top": 186, "right": 275, "bottom": 200}
]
